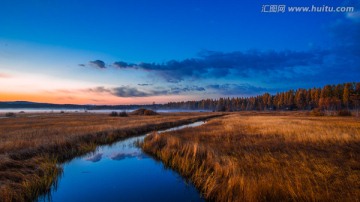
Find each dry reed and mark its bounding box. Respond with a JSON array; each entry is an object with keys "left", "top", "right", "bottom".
[
  {"left": 142, "top": 113, "right": 360, "bottom": 202},
  {"left": 0, "top": 112, "right": 221, "bottom": 202}
]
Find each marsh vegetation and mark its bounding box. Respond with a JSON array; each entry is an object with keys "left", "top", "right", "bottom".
[
  {"left": 0, "top": 112, "right": 219, "bottom": 202},
  {"left": 142, "top": 112, "right": 360, "bottom": 201}
]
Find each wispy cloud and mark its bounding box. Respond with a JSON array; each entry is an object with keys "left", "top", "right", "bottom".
[
  {"left": 88, "top": 86, "right": 112, "bottom": 93},
  {"left": 137, "top": 83, "right": 152, "bottom": 86},
  {"left": 112, "top": 86, "right": 168, "bottom": 97},
  {"left": 87, "top": 85, "right": 207, "bottom": 97},
  {"left": 170, "top": 86, "right": 205, "bottom": 94},
  {"left": 206, "top": 83, "right": 269, "bottom": 95},
  {"left": 87, "top": 86, "right": 165, "bottom": 97}
]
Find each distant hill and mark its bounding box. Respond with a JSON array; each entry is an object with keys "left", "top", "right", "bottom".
[
  {"left": 0, "top": 101, "right": 159, "bottom": 110},
  {"left": 0, "top": 101, "right": 84, "bottom": 109}
]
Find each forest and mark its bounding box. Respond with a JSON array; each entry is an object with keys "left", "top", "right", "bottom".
[{"left": 163, "top": 82, "right": 360, "bottom": 112}]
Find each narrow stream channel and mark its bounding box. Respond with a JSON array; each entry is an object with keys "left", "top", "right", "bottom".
[{"left": 37, "top": 121, "right": 206, "bottom": 202}]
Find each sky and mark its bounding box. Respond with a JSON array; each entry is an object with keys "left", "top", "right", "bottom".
[{"left": 0, "top": 0, "right": 359, "bottom": 104}]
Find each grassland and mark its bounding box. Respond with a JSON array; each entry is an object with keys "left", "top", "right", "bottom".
[
  {"left": 0, "top": 112, "right": 221, "bottom": 202},
  {"left": 142, "top": 112, "right": 360, "bottom": 201}
]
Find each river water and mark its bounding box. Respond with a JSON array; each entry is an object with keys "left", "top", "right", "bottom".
[{"left": 37, "top": 121, "right": 205, "bottom": 202}]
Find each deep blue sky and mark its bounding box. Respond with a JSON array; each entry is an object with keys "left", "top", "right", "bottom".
[{"left": 0, "top": 0, "right": 359, "bottom": 104}]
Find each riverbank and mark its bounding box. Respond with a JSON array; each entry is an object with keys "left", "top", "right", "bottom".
[
  {"left": 142, "top": 113, "right": 360, "bottom": 201},
  {"left": 0, "top": 112, "right": 222, "bottom": 202},
  {"left": 41, "top": 121, "right": 207, "bottom": 202}
]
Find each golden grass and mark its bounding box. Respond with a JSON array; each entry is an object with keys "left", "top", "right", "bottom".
[
  {"left": 0, "top": 112, "right": 221, "bottom": 202},
  {"left": 142, "top": 113, "right": 360, "bottom": 202}
]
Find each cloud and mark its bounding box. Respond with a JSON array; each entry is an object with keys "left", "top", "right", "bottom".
[
  {"left": 89, "top": 60, "right": 106, "bottom": 69},
  {"left": 138, "top": 83, "right": 152, "bottom": 86},
  {"left": 87, "top": 84, "right": 263, "bottom": 97},
  {"left": 206, "top": 83, "right": 269, "bottom": 95},
  {"left": 112, "top": 86, "right": 168, "bottom": 97},
  {"left": 78, "top": 64, "right": 85, "bottom": 67},
  {"left": 170, "top": 86, "right": 205, "bottom": 94},
  {"left": 110, "top": 49, "right": 326, "bottom": 83},
  {"left": 87, "top": 85, "right": 207, "bottom": 97},
  {"left": 88, "top": 85, "right": 168, "bottom": 97},
  {"left": 113, "top": 61, "right": 136, "bottom": 68},
  {"left": 88, "top": 86, "right": 112, "bottom": 93}
]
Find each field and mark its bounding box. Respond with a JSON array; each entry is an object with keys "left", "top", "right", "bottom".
[
  {"left": 142, "top": 112, "right": 360, "bottom": 201},
  {"left": 0, "top": 112, "right": 220, "bottom": 202}
]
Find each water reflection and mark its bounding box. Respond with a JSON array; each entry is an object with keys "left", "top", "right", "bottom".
[
  {"left": 85, "top": 153, "right": 103, "bottom": 162},
  {"left": 38, "top": 121, "right": 206, "bottom": 202},
  {"left": 109, "top": 151, "right": 148, "bottom": 160}
]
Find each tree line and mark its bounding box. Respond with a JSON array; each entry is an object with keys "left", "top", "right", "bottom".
[{"left": 162, "top": 82, "right": 360, "bottom": 112}]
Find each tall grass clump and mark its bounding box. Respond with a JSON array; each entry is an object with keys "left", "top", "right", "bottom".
[
  {"left": 109, "top": 111, "right": 128, "bottom": 117},
  {"left": 4, "top": 112, "right": 16, "bottom": 118},
  {"left": 0, "top": 155, "right": 62, "bottom": 202},
  {"left": 109, "top": 111, "right": 118, "bottom": 116},
  {"left": 130, "top": 108, "right": 158, "bottom": 116},
  {"left": 118, "top": 111, "right": 128, "bottom": 117}
]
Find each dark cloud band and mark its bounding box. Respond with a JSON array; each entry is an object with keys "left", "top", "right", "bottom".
[{"left": 110, "top": 49, "right": 327, "bottom": 83}]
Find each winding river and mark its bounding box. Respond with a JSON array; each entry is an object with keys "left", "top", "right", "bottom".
[{"left": 37, "top": 121, "right": 205, "bottom": 202}]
